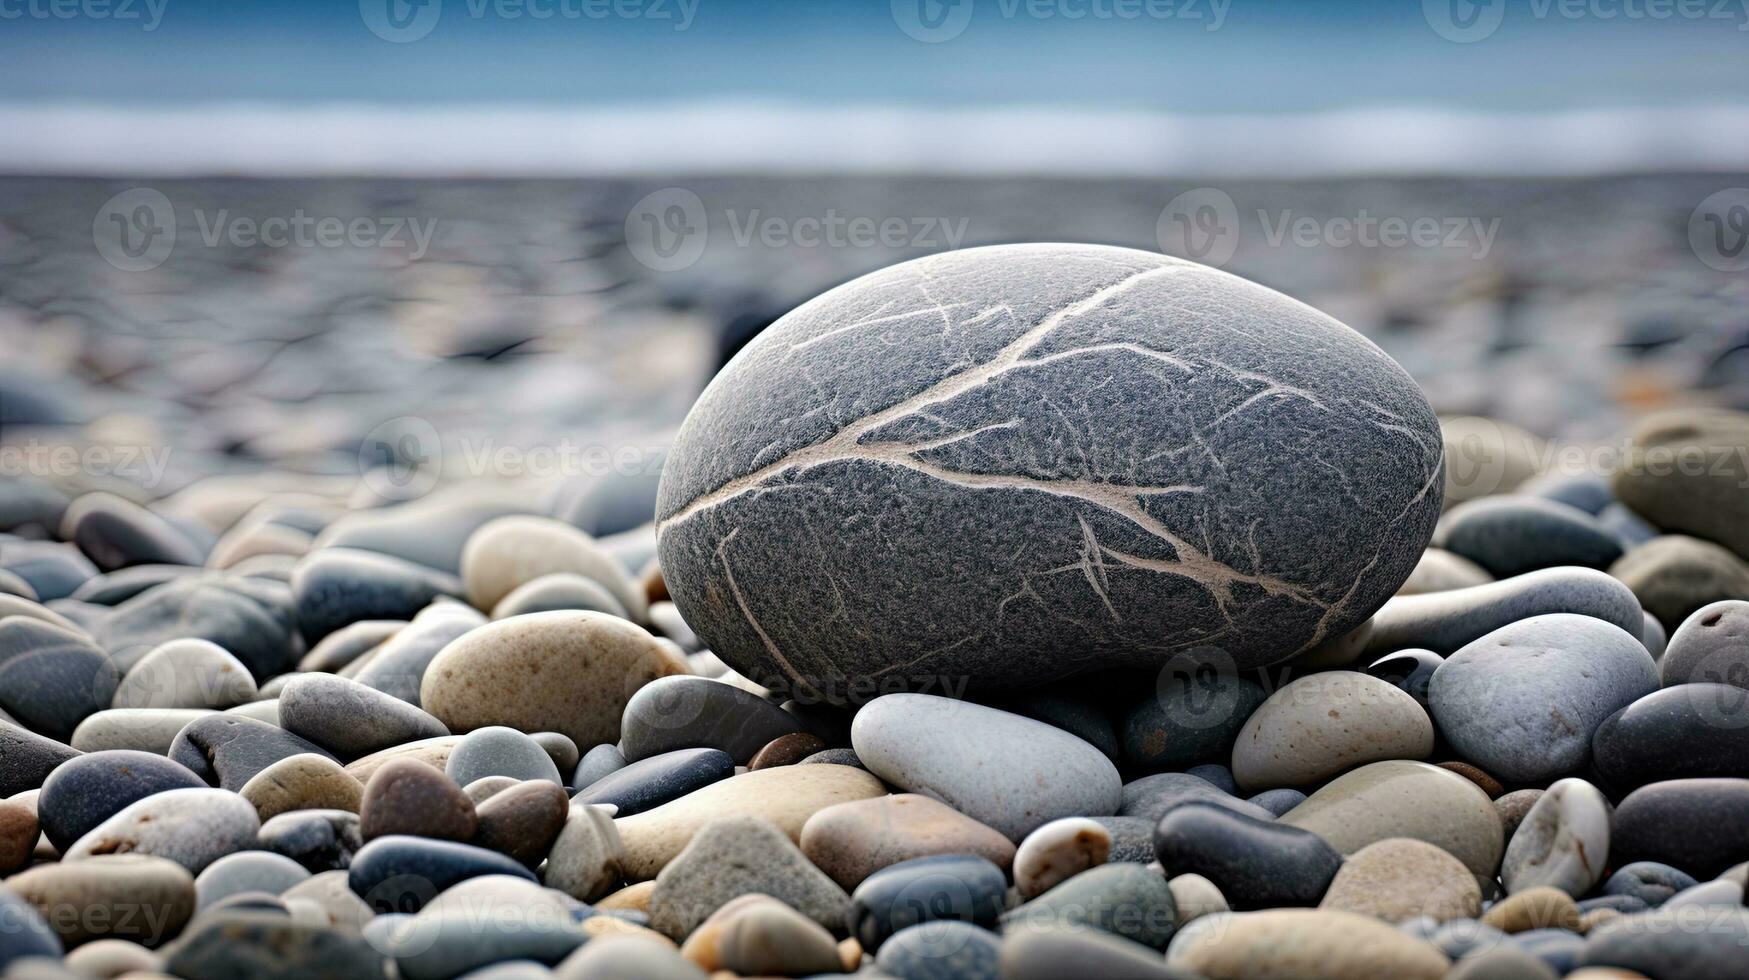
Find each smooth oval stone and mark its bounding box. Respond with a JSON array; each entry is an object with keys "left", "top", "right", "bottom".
[
  {"left": 63, "top": 492, "right": 204, "bottom": 571},
  {"left": 656, "top": 244, "right": 1444, "bottom": 696},
  {"left": 164, "top": 910, "right": 389, "bottom": 978},
  {"left": 348, "top": 835, "right": 536, "bottom": 913},
  {"left": 278, "top": 672, "right": 450, "bottom": 760},
  {"left": 94, "top": 576, "right": 298, "bottom": 679},
  {"left": 0, "top": 799, "right": 35, "bottom": 874},
  {"left": 63, "top": 938, "right": 164, "bottom": 976},
  {"left": 1440, "top": 415, "right": 1542, "bottom": 508},
  {"left": 291, "top": 548, "right": 463, "bottom": 643},
  {"left": 1002, "top": 861, "right": 1178, "bottom": 950},
  {"left": 239, "top": 753, "right": 365, "bottom": 821},
  {"left": 1, "top": 540, "right": 96, "bottom": 602},
  {"left": 349, "top": 602, "right": 485, "bottom": 704},
  {"left": 1436, "top": 496, "right": 1624, "bottom": 579},
  {"left": 799, "top": 747, "right": 863, "bottom": 767},
  {"left": 531, "top": 732, "right": 579, "bottom": 775},
  {"left": 1153, "top": 801, "right": 1341, "bottom": 909},
  {"left": 1232, "top": 672, "right": 1434, "bottom": 792},
  {"left": 646, "top": 814, "right": 849, "bottom": 940},
  {"left": 0, "top": 717, "right": 82, "bottom": 796},
  {"left": 359, "top": 758, "right": 477, "bottom": 842},
  {"left": 1612, "top": 408, "right": 1749, "bottom": 561},
  {"left": 1167, "top": 908, "right": 1448, "bottom": 978},
  {"left": 37, "top": 748, "right": 207, "bottom": 851},
  {"left": 422, "top": 610, "right": 687, "bottom": 751},
  {"left": 194, "top": 850, "right": 311, "bottom": 911},
  {"left": 1662, "top": 878, "right": 1744, "bottom": 910},
  {"left": 571, "top": 747, "right": 734, "bottom": 817},
  {"left": 1013, "top": 817, "right": 1110, "bottom": 900},
  {"left": 1520, "top": 472, "right": 1614, "bottom": 515},
  {"left": 70, "top": 708, "right": 213, "bottom": 755},
  {"left": 1119, "top": 772, "right": 1273, "bottom": 824},
  {"left": 1580, "top": 906, "right": 1749, "bottom": 978},
  {"left": 112, "top": 638, "right": 257, "bottom": 711},
  {"left": 1365, "top": 649, "right": 1443, "bottom": 704},
  {"left": 1367, "top": 566, "right": 1643, "bottom": 656},
  {"left": 1121, "top": 670, "right": 1268, "bottom": 773},
  {"left": 552, "top": 934, "right": 705, "bottom": 979},
  {"left": 1429, "top": 613, "right": 1659, "bottom": 783},
  {"left": 1280, "top": 760, "right": 1504, "bottom": 879},
  {"left": 747, "top": 731, "right": 827, "bottom": 770},
  {"left": 572, "top": 743, "right": 626, "bottom": 788},
  {"left": 0, "top": 617, "right": 120, "bottom": 741},
  {"left": 1185, "top": 762, "right": 1238, "bottom": 795},
  {"left": 1611, "top": 778, "right": 1749, "bottom": 878},
  {"left": 447, "top": 727, "right": 563, "bottom": 786},
  {"left": 298, "top": 619, "right": 402, "bottom": 673},
  {"left": 1659, "top": 600, "right": 1749, "bottom": 687},
  {"left": 1167, "top": 871, "right": 1229, "bottom": 925},
  {"left": 3, "top": 854, "right": 194, "bottom": 947},
  {"left": 800, "top": 793, "right": 1017, "bottom": 890},
  {"left": 1246, "top": 788, "right": 1307, "bottom": 817},
  {"left": 614, "top": 764, "right": 886, "bottom": 880},
  {"left": 618, "top": 675, "right": 806, "bottom": 765},
  {"left": 1451, "top": 945, "right": 1560, "bottom": 979},
  {"left": 474, "top": 779, "right": 570, "bottom": 867},
  {"left": 314, "top": 487, "right": 525, "bottom": 576},
  {"left": 344, "top": 735, "right": 463, "bottom": 784},
  {"left": 999, "top": 927, "right": 1186, "bottom": 980},
  {"left": 257, "top": 809, "right": 363, "bottom": 872},
  {"left": 66, "top": 563, "right": 190, "bottom": 606},
  {"left": 462, "top": 515, "right": 646, "bottom": 622},
  {"left": 168, "top": 714, "right": 337, "bottom": 791},
  {"left": 1320, "top": 837, "right": 1481, "bottom": 923},
  {"left": 1603, "top": 861, "right": 1698, "bottom": 906},
  {"left": 877, "top": 919, "right": 1001, "bottom": 980},
  {"left": 491, "top": 572, "right": 631, "bottom": 620},
  {"left": 850, "top": 854, "right": 1006, "bottom": 951},
  {"left": 1594, "top": 684, "right": 1749, "bottom": 789},
  {"left": 62, "top": 787, "right": 260, "bottom": 874},
  {"left": 1501, "top": 778, "right": 1612, "bottom": 897},
  {"left": 1610, "top": 534, "right": 1749, "bottom": 633},
  {"left": 853, "top": 693, "right": 1121, "bottom": 841}
]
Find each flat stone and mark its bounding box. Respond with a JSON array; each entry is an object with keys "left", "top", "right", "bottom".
[
  {"left": 194, "top": 850, "right": 311, "bottom": 911},
  {"left": 1367, "top": 566, "right": 1643, "bottom": 656},
  {"left": 1580, "top": 906, "right": 1749, "bottom": 979},
  {"left": 657, "top": 245, "right": 1444, "bottom": 695},
  {"left": 618, "top": 675, "right": 806, "bottom": 765},
  {"left": 1594, "top": 685, "right": 1749, "bottom": 789},
  {"left": 37, "top": 749, "right": 207, "bottom": 852},
  {"left": 0, "top": 616, "right": 119, "bottom": 741},
  {"left": 1436, "top": 496, "right": 1624, "bottom": 579},
  {"left": 0, "top": 540, "right": 95, "bottom": 602},
  {"left": 239, "top": 753, "right": 364, "bottom": 821},
  {"left": 1013, "top": 817, "right": 1109, "bottom": 900},
  {"left": 278, "top": 672, "right": 449, "bottom": 760},
  {"left": 62, "top": 492, "right": 203, "bottom": 572},
  {"left": 359, "top": 757, "right": 476, "bottom": 842},
  {"left": 998, "top": 928, "right": 1189, "bottom": 980},
  {"left": 1661, "top": 600, "right": 1749, "bottom": 687},
  {"left": 95, "top": 575, "right": 298, "bottom": 679},
  {"left": 343, "top": 734, "right": 462, "bottom": 784},
  {"left": 800, "top": 793, "right": 1016, "bottom": 891},
  {"left": 1661, "top": 878, "right": 1744, "bottom": 910},
  {"left": 168, "top": 713, "right": 337, "bottom": 791},
  {"left": 877, "top": 920, "right": 1001, "bottom": 980},
  {"left": 1153, "top": 801, "right": 1341, "bottom": 909},
  {"left": 492, "top": 571, "right": 631, "bottom": 620},
  {"left": 572, "top": 747, "right": 734, "bottom": 817},
  {"left": 65, "top": 564, "right": 186, "bottom": 607},
  {"left": 1611, "top": 777, "right": 1749, "bottom": 878},
  {"left": 748, "top": 731, "right": 826, "bottom": 769},
  {"left": 1429, "top": 613, "right": 1658, "bottom": 783},
  {"left": 348, "top": 835, "right": 535, "bottom": 914},
  {"left": 1167, "top": 908, "right": 1448, "bottom": 979},
  {"left": 1320, "top": 837, "right": 1482, "bottom": 923},
  {"left": 0, "top": 798, "right": 36, "bottom": 874},
  {"left": 461, "top": 515, "right": 646, "bottom": 621},
  {"left": 1603, "top": 861, "right": 1698, "bottom": 906},
  {"left": 646, "top": 815, "right": 850, "bottom": 940},
  {"left": 1280, "top": 760, "right": 1504, "bottom": 878},
  {"left": 375, "top": 876, "right": 591, "bottom": 980},
  {"left": 1232, "top": 672, "right": 1434, "bottom": 792},
  {"left": 852, "top": 694, "right": 1121, "bottom": 841},
  {"left": 615, "top": 763, "right": 885, "bottom": 880},
  {"left": 1002, "top": 862, "right": 1177, "bottom": 949},
  {"left": 62, "top": 787, "right": 260, "bottom": 874},
  {"left": 542, "top": 803, "right": 624, "bottom": 901},
  {"left": 350, "top": 603, "right": 485, "bottom": 705},
  {"left": 1121, "top": 671, "right": 1267, "bottom": 773},
  {"left": 1482, "top": 887, "right": 1581, "bottom": 933},
  {"left": 850, "top": 854, "right": 1006, "bottom": 951},
  {"left": 291, "top": 548, "right": 463, "bottom": 645},
  {"left": 111, "top": 638, "right": 256, "bottom": 711},
  {"left": 421, "top": 610, "right": 687, "bottom": 751},
  {"left": 1118, "top": 772, "right": 1273, "bottom": 824},
  {"left": 69, "top": 708, "right": 212, "bottom": 755},
  {"left": 0, "top": 718, "right": 81, "bottom": 797},
  {"left": 314, "top": 487, "right": 526, "bottom": 576},
  {"left": 1612, "top": 409, "right": 1749, "bottom": 561},
  {"left": 572, "top": 743, "right": 626, "bottom": 788},
  {"left": 1610, "top": 535, "right": 1749, "bottom": 633},
  {"left": 257, "top": 809, "right": 362, "bottom": 872},
  {"left": 474, "top": 779, "right": 570, "bottom": 867},
  {"left": 163, "top": 910, "right": 388, "bottom": 979},
  {"left": 4, "top": 854, "right": 194, "bottom": 947}
]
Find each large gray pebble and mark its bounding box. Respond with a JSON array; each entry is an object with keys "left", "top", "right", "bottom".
[
  {"left": 1368, "top": 566, "right": 1643, "bottom": 656},
  {"left": 279, "top": 672, "right": 449, "bottom": 759},
  {"left": 63, "top": 787, "right": 260, "bottom": 874}
]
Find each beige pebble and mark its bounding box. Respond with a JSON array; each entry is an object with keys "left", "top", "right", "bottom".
[
  {"left": 1319, "top": 837, "right": 1481, "bottom": 923},
  {"left": 239, "top": 753, "right": 364, "bottom": 821},
  {"left": 1480, "top": 886, "right": 1581, "bottom": 934},
  {"left": 1168, "top": 908, "right": 1448, "bottom": 979},
  {"left": 1013, "top": 817, "right": 1110, "bottom": 900},
  {"left": 799, "top": 792, "right": 1016, "bottom": 890},
  {"left": 1168, "top": 873, "right": 1228, "bottom": 927}
]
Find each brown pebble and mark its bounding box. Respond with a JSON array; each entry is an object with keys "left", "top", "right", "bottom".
[
  {"left": 1494, "top": 789, "right": 1544, "bottom": 840},
  {"left": 0, "top": 799, "right": 38, "bottom": 874},
  {"left": 596, "top": 880, "right": 656, "bottom": 913},
  {"left": 641, "top": 560, "right": 669, "bottom": 604},
  {"left": 749, "top": 732, "right": 828, "bottom": 771},
  {"left": 800, "top": 792, "right": 1016, "bottom": 890},
  {"left": 358, "top": 758, "right": 476, "bottom": 842},
  {"left": 474, "top": 779, "right": 570, "bottom": 866},
  {"left": 1481, "top": 886, "right": 1580, "bottom": 934},
  {"left": 1438, "top": 761, "right": 1504, "bottom": 798}
]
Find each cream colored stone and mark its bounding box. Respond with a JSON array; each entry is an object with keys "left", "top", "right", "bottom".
[
  {"left": 240, "top": 753, "right": 364, "bottom": 821},
  {"left": 1167, "top": 909, "right": 1449, "bottom": 979}
]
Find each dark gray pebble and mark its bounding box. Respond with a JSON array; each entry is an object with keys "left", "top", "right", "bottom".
[
  {"left": 258, "top": 809, "right": 363, "bottom": 872},
  {"left": 571, "top": 747, "right": 734, "bottom": 816},
  {"left": 348, "top": 835, "right": 536, "bottom": 914},
  {"left": 1611, "top": 778, "right": 1749, "bottom": 878},
  {"left": 1152, "top": 801, "right": 1340, "bottom": 909},
  {"left": 291, "top": 548, "right": 462, "bottom": 644},
  {"left": 37, "top": 748, "right": 205, "bottom": 851},
  {"left": 618, "top": 676, "right": 804, "bottom": 764},
  {"left": 849, "top": 854, "right": 1006, "bottom": 951},
  {"left": 168, "top": 714, "right": 337, "bottom": 791}
]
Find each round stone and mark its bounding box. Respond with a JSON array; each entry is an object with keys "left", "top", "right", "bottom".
[
  {"left": 349, "top": 603, "right": 485, "bottom": 706},
  {"left": 460, "top": 515, "right": 647, "bottom": 621},
  {"left": 1500, "top": 778, "right": 1612, "bottom": 897},
  {"left": 1659, "top": 600, "right": 1749, "bottom": 688},
  {"left": 1231, "top": 672, "right": 1434, "bottom": 792},
  {"left": 1152, "top": 801, "right": 1342, "bottom": 909},
  {"left": 1166, "top": 908, "right": 1448, "bottom": 979},
  {"left": 878, "top": 920, "right": 1001, "bottom": 980},
  {"left": 37, "top": 749, "right": 207, "bottom": 852},
  {"left": 850, "top": 854, "right": 1006, "bottom": 951},
  {"left": 851, "top": 693, "right": 1121, "bottom": 841},
  {"left": 1436, "top": 496, "right": 1624, "bottom": 579},
  {"left": 1428, "top": 613, "right": 1658, "bottom": 783},
  {"left": 1013, "top": 817, "right": 1110, "bottom": 900},
  {"left": 1167, "top": 872, "right": 1229, "bottom": 925},
  {"left": 4, "top": 854, "right": 194, "bottom": 947},
  {"left": 359, "top": 758, "right": 476, "bottom": 842},
  {"left": 420, "top": 610, "right": 687, "bottom": 751},
  {"left": 257, "top": 809, "right": 362, "bottom": 872},
  {"left": 1119, "top": 771, "right": 1273, "bottom": 824},
  {"left": 277, "top": 673, "right": 450, "bottom": 760},
  {"left": 0, "top": 617, "right": 120, "bottom": 741},
  {"left": 1279, "top": 760, "right": 1504, "bottom": 879},
  {"left": 541, "top": 804, "right": 625, "bottom": 902},
  {"left": 655, "top": 244, "right": 1444, "bottom": 697},
  {"left": 62, "top": 787, "right": 261, "bottom": 874},
  {"left": 474, "top": 779, "right": 569, "bottom": 867},
  {"left": 1611, "top": 408, "right": 1749, "bottom": 561},
  {"left": 238, "top": 753, "right": 365, "bottom": 822},
  {"left": 0, "top": 717, "right": 82, "bottom": 797},
  {"left": 111, "top": 637, "right": 257, "bottom": 711},
  {"left": 748, "top": 731, "right": 827, "bottom": 770},
  {"left": 1611, "top": 778, "right": 1749, "bottom": 878},
  {"left": 1593, "top": 685, "right": 1749, "bottom": 789},
  {"left": 1319, "top": 837, "right": 1482, "bottom": 923},
  {"left": 799, "top": 793, "right": 1017, "bottom": 890},
  {"left": 572, "top": 743, "right": 627, "bottom": 789},
  {"left": 194, "top": 850, "right": 311, "bottom": 911},
  {"left": 1610, "top": 535, "right": 1749, "bottom": 633},
  {"left": 999, "top": 928, "right": 1184, "bottom": 980},
  {"left": 70, "top": 708, "right": 212, "bottom": 755},
  {"left": 446, "top": 726, "right": 563, "bottom": 786}
]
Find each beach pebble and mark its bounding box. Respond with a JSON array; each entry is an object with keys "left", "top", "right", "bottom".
[
  {"left": 473, "top": 779, "right": 569, "bottom": 866},
  {"left": 1436, "top": 496, "right": 1624, "bottom": 578},
  {"left": 297, "top": 620, "right": 401, "bottom": 674},
  {"left": 3, "top": 854, "right": 195, "bottom": 946},
  {"left": 877, "top": 920, "right": 1001, "bottom": 980},
  {"left": 1245, "top": 787, "right": 1307, "bottom": 816},
  {"left": 0, "top": 540, "right": 94, "bottom": 602},
  {"left": 552, "top": 934, "right": 705, "bottom": 979},
  {"left": 36, "top": 749, "right": 206, "bottom": 852},
  {"left": 998, "top": 927, "right": 1186, "bottom": 980},
  {"left": 1367, "top": 566, "right": 1643, "bottom": 656},
  {"left": 1482, "top": 886, "right": 1581, "bottom": 933},
  {"left": 572, "top": 747, "right": 734, "bottom": 817},
  {"left": 572, "top": 743, "right": 626, "bottom": 788},
  {"left": 168, "top": 714, "right": 337, "bottom": 791},
  {"left": 63, "top": 492, "right": 204, "bottom": 571},
  {"left": 1494, "top": 789, "right": 1544, "bottom": 839},
  {"left": 490, "top": 571, "right": 630, "bottom": 620},
  {"left": 62, "top": 938, "right": 164, "bottom": 977},
  {"left": 1002, "top": 861, "right": 1178, "bottom": 949},
  {"left": 62, "top": 787, "right": 259, "bottom": 874},
  {"left": 238, "top": 753, "right": 364, "bottom": 821},
  {"left": 0, "top": 798, "right": 36, "bottom": 874},
  {"left": 460, "top": 515, "right": 646, "bottom": 621},
  {"left": 1280, "top": 760, "right": 1504, "bottom": 878},
  {"left": 747, "top": 731, "right": 826, "bottom": 769},
  {"left": 852, "top": 693, "right": 1121, "bottom": 841},
  {"left": 1593, "top": 684, "right": 1749, "bottom": 788},
  {"left": 1612, "top": 409, "right": 1749, "bottom": 560},
  {"left": 111, "top": 638, "right": 256, "bottom": 711},
  {"left": 1166, "top": 908, "right": 1448, "bottom": 979},
  {"left": 1121, "top": 671, "right": 1268, "bottom": 773},
  {"left": 716, "top": 899, "right": 842, "bottom": 977},
  {"left": 0, "top": 717, "right": 82, "bottom": 796},
  {"left": 540, "top": 803, "right": 623, "bottom": 901},
  {"left": 96, "top": 576, "right": 297, "bottom": 678},
  {"left": 1232, "top": 672, "right": 1434, "bottom": 792},
  {"left": 359, "top": 758, "right": 476, "bottom": 842},
  {"left": 618, "top": 675, "right": 805, "bottom": 764},
  {"left": 163, "top": 910, "right": 388, "bottom": 979},
  {"left": 1013, "top": 817, "right": 1110, "bottom": 900},
  {"left": 278, "top": 673, "right": 449, "bottom": 759},
  {"left": 0, "top": 617, "right": 120, "bottom": 741},
  {"left": 194, "top": 850, "right": 311, "bottom": 911},
  {"left": 1610, "top": 777, "right": 1749, "bottom": 878},
  {"left": 799, "top": 792, "right": 1016, "bottom": 891},
  {"left": 446, "top": 727, "right": 563, "bottom": 786},
  {"left": 1610, "top": 535, "right": 1749, "bottom": 632},
  {"left": 849, "top": 854, "right": 1006, "bottom": 951},
  {"left": 421, "top": 610, "right": 687, "bottom": 751},
  {"left": 1603, "top": 861, "right": 1698, "bottom": 906},
  {"left": 1440, "top": 415, "right": 1542, "bottom": 507},
  {"left": 281, "top": 870, "right": 374, "bottom": 934},
  {"left": 347, "top": 835, "right": 535, "bottom": 914},
  {"left": 292, "top": 548, "right": 462, "bottom": 643},
  {"left": 1153, "top": 801, "right": 1342, "bottom": 909},
  {"left": 1319, "top": 837, "right": 1483, "bottom": 923},
  {"left": 1004, "top": 690, "right": 1119, "bottom": 760},
  {"left": 69, "top": 708, "right": 212, "bottom": 755},
  {"left": 257, "top": 809, "right": 362, "bottom": 872},
  {"left": 531, "top": 732, "right": 579, "bottom": 774},
  {"left": 1429, "top": 613, "right": 1658, "bottom": 783},
  {"left": 1397, "top": 548, "right": 1494, "bottom": 595},
  {"left": 349, "top": 603, "right": 484, "bottom": 705},
  {"left": 646, "top": 815, "right": 850, "bottom": 939},
  {"left": 344, "top": 735, "right": 462, "bottom": 783},
  {"left": 1448, "top": 944, "right": 1560, "bottom": 980},
  {"left": 1658, "top": 600, "right": 1749, "bottom": 687},
  {"left": 1580, "top": 906, "right": 1749, "bottom": 979},
  {"left": 1166, "top": 872, "right": 1228, "bottom": 925},
  {"left": 1119, "top": 772, "right": 1273, "bottom": 824}
]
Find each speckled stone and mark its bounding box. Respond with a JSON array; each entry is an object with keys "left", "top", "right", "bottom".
[
  {"left": 850, "top": 854, "right": 1007, "bottom": 951},
  {"left": 1594, "top": 685, "right": 1749, "bottom": 789},
  {"left": 1659, "top": 600, "right": 1749, "bottom": 687},
  {"left": 1612, "top": 409, "right": 1749, "bottom": 561},
  {"left": 473, "top": 779, "right": 570, "bottom": 867},
  {"left": 1167, "top": 908, "right": 1448, "bottom": 979},
  {"left": 359, "top": 758, "right": 476, "bottom": 842},
  {"left": 421, "top": 610, "right": 687, "bottom": 751},
  {"left": 0, "top": 798, "right": 36, "bottom": 874},
  {"left": 877, "top": 920, "right": 1001, "bottom": 980},
  {"left": 168, "top": 714, "right": 337, "bottom": 791},
  {"left": 257, "top": 809, "right": 362, "bottom": 872},
  {"left": 1611, "top": 778, "right": 1749, "bottom": 878},
  {"left": 656, "top": 245, "right": 1444, "bottom": 697},
  {"left": 618, "top": 675, "right": 806, "bottom": 764},
  {"left": 1610, "top": 535, "right": 1749, "bottom": 633},
  {"left": 1153, "top": 801, "right": 1341, "bottom": 909},
  {"left": 62, "top": 787, "right": 260, "bottom": 874},
  {"left": 748, "top": 731, "right": 827, "bottom": 769},
  {"left": 347, "top": 835, "right": 535, "bottom": 913},
  {"left": 1002, "top": 861, "right": 1178, "bottom": 950},
  {"left": 646, "top": 815, "right": 850, "bottom": 939},
  {"left": 460, "top": 515, "right": 647, "bottom": 622},
  {"left": 852, "top": 694, "right": 1121, "bottom": 841},
  {"left": 1013, "top": 817, "right": 1110, "bottom": 900},
  {"left": 0, "top": 617, "right": 119, "bottom": 741},
  {"left": 1429, "top": 614, "right": 1658, "bottom": 783},
  {"left": 36, "top": 749, "right": 206, "bottom": 852},
  {"left": 4, "top": 854, "right": 195, "bottom": 947},
  {"left": 1319, "top": 837, "right": 1482, "bottom": 923},
  {"left": 1232, "top": 672, "right": 1434, "bottom": 792},
  {"left": 1580, "top": 906, "right": 1749, "bottom": 979},
  {"left": 1501, "top": 779, "right": 1612, "bottom": 897},
  {"left": 572, "top": 747, "right": 735, "bottom": 817},
  {"left": 1438, "top": 761, "right": 1505, "bottom": 799},
  {"left": 1367, "top": 566, "right": 1643, "bottom": 656},
  {"left": 278, "top": 672, "right": 449, "bottom": 760},
  {"left": 1494, "top": 789, "right": 1544, "bottom": 841},
  {"left": 446, "top": 727, "right": 563, "bottom": 786},
  {"left": 1280, "top": 760, "right": 1504, "bottom": 878},
  {"left": 1121, "top": 671, "right": 1268, "bottom": 774},
  {"left": 1436, "top": 496, "right": 1624, "bottom": 579},
  {"left": 800, "top": 793, "right": 1017, "bottom": 890},
  {"left": 238, "top": 753, "right": 365, "bottom": 821}
]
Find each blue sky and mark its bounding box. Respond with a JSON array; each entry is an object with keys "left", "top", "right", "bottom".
[{"left": 2, "top": 0, "right": 1747, "bottom": 112}]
